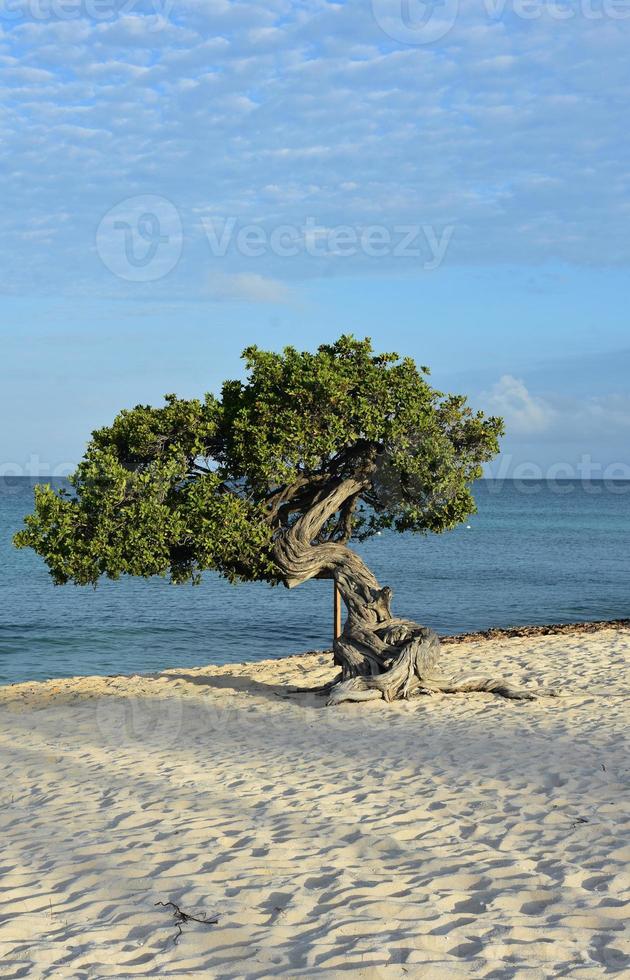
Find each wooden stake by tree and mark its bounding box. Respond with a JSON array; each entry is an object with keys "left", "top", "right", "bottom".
[{"left": 333, "top": 581, "right": 342, "bottom": 644}]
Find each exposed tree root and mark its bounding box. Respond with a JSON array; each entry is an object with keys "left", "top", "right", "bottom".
[
  {"left": 327, "top": 672, "right": 559, "bottom": 705},
  {"left": 287, "top": 679, "right": 341, "bottom": 695}
]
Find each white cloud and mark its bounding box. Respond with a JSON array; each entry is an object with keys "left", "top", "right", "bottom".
[
  {"left": 569, "top": 395, "right": 630, "bottom": 437},
  {"left": 483, "top": 375, "right": 630, "bottom": 442},
  {"left": 206, "top": 272, "right": 294, "bottom": 304},
  {"left": 2, "top": 2, "right": 630, "bottom": 294},
  {"left": 483, "top": 375, "right": 555, "bottom": 435}
]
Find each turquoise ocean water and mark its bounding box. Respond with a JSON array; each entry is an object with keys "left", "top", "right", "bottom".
[{"left": 1, "top": 478, "right": 628, "bottom": 685}]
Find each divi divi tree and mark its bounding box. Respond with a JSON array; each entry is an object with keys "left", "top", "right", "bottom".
[{"left": 16, "top": 336, "right": 541, "bottom": 704}]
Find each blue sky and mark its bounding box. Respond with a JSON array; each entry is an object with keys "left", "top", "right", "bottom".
[{"left": 1, "top": 0, "right": 629, "bottom": 476}]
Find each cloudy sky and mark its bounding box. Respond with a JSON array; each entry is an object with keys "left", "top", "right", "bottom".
[{"left": 1, "top": 0, "right": 629, "bottom": 475}]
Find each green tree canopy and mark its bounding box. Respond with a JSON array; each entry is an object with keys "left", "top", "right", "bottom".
[{"left": 15, "top": 336, "right": 503, "bottom": 590}]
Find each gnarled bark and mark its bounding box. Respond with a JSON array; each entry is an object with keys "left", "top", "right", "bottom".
[{"left": 273, "top": 477, "right": 555, "bottom": 706}]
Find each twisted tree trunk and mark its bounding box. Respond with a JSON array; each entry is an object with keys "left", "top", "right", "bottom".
[{"left": 273, "top": 477, "right": 551, "bottom": 705}]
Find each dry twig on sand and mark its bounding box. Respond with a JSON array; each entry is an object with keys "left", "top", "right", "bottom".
[{"left": 155, "top": 900, "right": 218, "bottom": 944}]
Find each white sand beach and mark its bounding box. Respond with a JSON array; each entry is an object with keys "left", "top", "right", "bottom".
[{"left": 0, "top": 627, "right": 628, "bottom": 978}]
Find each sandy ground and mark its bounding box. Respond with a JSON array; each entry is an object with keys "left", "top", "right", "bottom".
[{"left": 0, "top": 628, "right": 628, "bottom": 979}]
